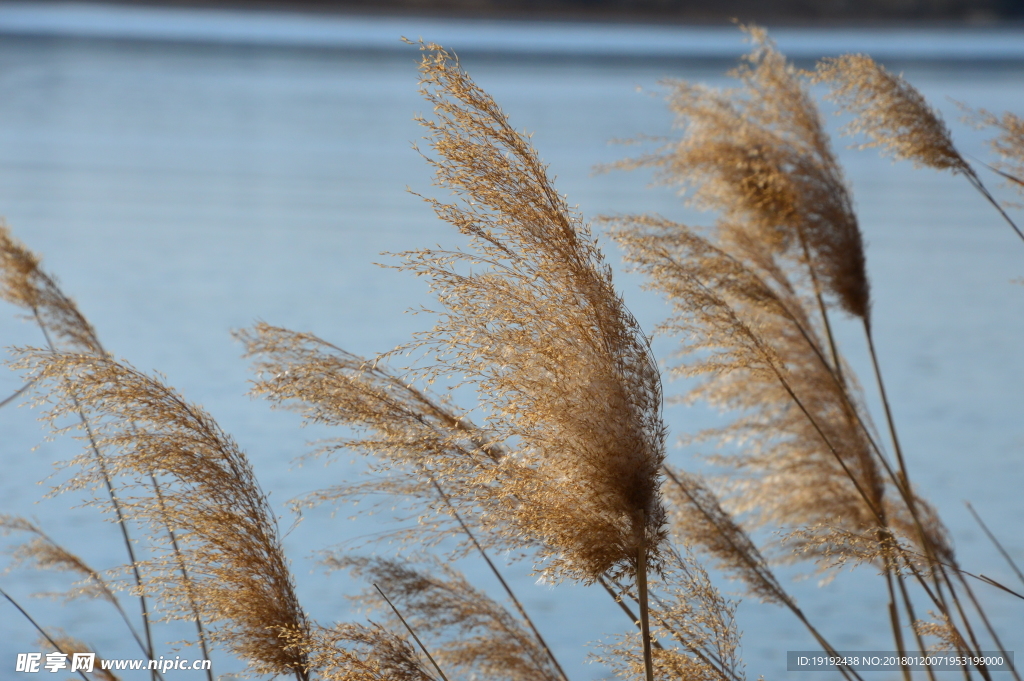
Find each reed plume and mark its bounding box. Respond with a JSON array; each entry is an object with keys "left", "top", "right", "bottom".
[
  {"left": 293, "top": 623, "right": 437, "bottom": 681},
  {"left": 608, "top": 31, "right": 1009, "bottom": 671},
  {"left": 14, "top": 351, "right": 312, "bottom": 679},
  {"left": 913, "top": 613, "right": 968, "bottom": 653},
  {"left": 966, "top": 108, "right": 1024, "bottom": 193},
  {"left": 0, "top": 223, "right": 102, "bottom": 355},
  {"left": 245, "top": 41, "right": 669, "bottom": 680},
  {"left": 336, "top": 556, "right": 563, "bottom": 681},
  {"left": 608, "top": 216, "right": 945, "bottom": 559},
  {"left": 408, "top": 41, "right": 672, "bottom": 680},
  {"left": 239, "top": 323, "right": 508, "bottom": 552},
  {"left": 611, "top": 28, "right": 868, "bottom": 321},
  {"left": 1, "top": 514, "right": 155, "bottom": 662},
  {"left": 1, "top": 515, "right": 150, "bottom": 656},
  {"left": 40, "top": 635, "right": 121, "bottom": 681},
  {"left": 243, "top": 42, "right": 669, "bottom": 583},
  {"left": 2, "top": 516, "right": 119, "bottom": 604},
  {"left": 593, "top": 548, "right": 742, "bottom": 681},
  {"left": 660, "top": 469, "right": 784, "bottom": 606},
  {"left": 814, "top": 55, "right": 967, "bottom": 173},
  {"left": 0, "top": 223, "right": 161, "bottom": 674},
  {"left": 398, "top": 40, "right": 666, "bottom": 588},
  {"left": 816, "top": 54, "right": 1024, "bottom": 245}
]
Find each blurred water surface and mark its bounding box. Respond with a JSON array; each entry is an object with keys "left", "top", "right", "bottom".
[{"left": 1, "top": 4, "right": 1023, "bottom": 679}]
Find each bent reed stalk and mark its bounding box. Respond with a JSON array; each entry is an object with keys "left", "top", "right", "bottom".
[{"left": 2, "top": 27, "right": 1022, "bottom": 681}]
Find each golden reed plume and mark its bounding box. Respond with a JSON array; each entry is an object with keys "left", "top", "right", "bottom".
[
  {"left": 815, "top": 54, "right": 967, "bottom": 172},
  {"left": 0, "top": 223, "right": 103, "bottom": 354},
  {"left": 393, "top": 41, "right": 668, "bottom": 586},
  {"left": 5, "top": 27, "right": 1020, "bottom": 681},
  {"left": 338, "top": 556, "right": 563, "bottom": 681},
  {"left": 610, "top": 28, "right": 868, "bottom": 321},
  {"left": 14, "top": 352, "right": 312, "bottom": 679}
]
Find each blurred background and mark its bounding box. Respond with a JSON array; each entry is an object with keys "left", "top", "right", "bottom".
[
  {"left": 37, "top": 0, "right": 1024, "bottom": 23},
  {"left": 1, "top": 2, "right": 1022, "bottom": 679}
]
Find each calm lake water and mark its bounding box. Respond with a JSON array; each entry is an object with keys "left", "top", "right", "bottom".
[{"left": 1, "top": 4, "right": 1023, "bottom": 679}]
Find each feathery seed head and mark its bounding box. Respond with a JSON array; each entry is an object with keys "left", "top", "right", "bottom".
[
  {"left": 613, "top": 28, "right": 869, "bottom": 319},
  {"left": 292, "top": 623, "right": 436, "bottom": 681},
  {"left": 964, "top": 107, "right": 1024, "bottom": 195},
  {"left": 15, "top": 351, "right": 311, "bottom": 678},
  {"left": 1, "top": 516, "right": 118, "bottom": 604},
  {"left": 610, "top": 216, "right": 942, "bottom": 568},
  {"left": 0, "top": 223, "right": 103, "bottom": 354},
  {"left": 391, "top": 42, "right": 667, "bottom": 582},
  {"left": 815, "top": 54, "right": 967, "bottom": 173},
  {"left": 338, "top": 556, "right": 562, "bottom": 681}
]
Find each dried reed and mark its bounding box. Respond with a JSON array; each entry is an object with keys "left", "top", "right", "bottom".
[
  {"left": 0, "top": 223, "right": 215, "bottom": 680},
  {"left": 965, "top": 108, "right": 1024, "bottom": 194},
  {"left": 13, "top": 351, "right": 312, "bottom": 680},
  {"left": 337, "top": 556, "right": 562, "bottom": 681},
  {"left": 608, "top": 29, "right": 1024, "bottom": 680},
  {"left": 815, "top": 54, "right": 1024, "bottom": 243},
  {"left": 2, "top": 27, "right": 1020, "bottom": 681},
  {"left": 609, "top": 28, "right": 868, "bottom": 323},
  {"left": 243, "top": 41, "right": 671, "bottom": 681},
  {"left": 0, "top": 516, "right": 149, "bottom": 655},
  {"left": 400, "top": 41, "right": 671, "bottom": 681},
  {"left": 607, "top": 215, "right": 933, "bottom": 557},
  {"left": 397, "top": 41, "right": 668, "bottom": 588},
  {"left": 0, "top": 223, "right": 158, "bottom": 677}
]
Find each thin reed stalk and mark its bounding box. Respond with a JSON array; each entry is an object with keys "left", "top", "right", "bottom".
[
  {"left": 965, "top": 502, "right": 1024, "bottom": 589},
  {"left": 636, "top": 521, "right": 655, "bottom": 681},
  {"left": 964, "top": 171, "right": 1024, "bottom": 243},
  {"left": 894, "top": 569, "right": 938, "bottom": 681},
  {"left": 860, "top": 320, "right": 987, "bottom": 671},
  {"left": 33, "top": 315, "right": 157, "bottom": 680},
  {"left": 0, "top": 587, "right": 92, "bottom": 681},
  {"left": 151, "top": 479, "right": 215, "bottom": 681},
  {"left": 429, "top": 480, "right": 569, "bottom": 681},
  {"left": 0, "top": 379, "right": 36, "bottom": 409},
  {"left": 884, "top": 567, "right": 912, "bottom": 681},
  {"left": 374, "top": 584, "right": 450, "bottom": 681},
  {"left": 0, "top": 516, "right": 150, "bottom": 658},
  {"left": 954, "top": 573, "right": 1022, "bottom": 681}
]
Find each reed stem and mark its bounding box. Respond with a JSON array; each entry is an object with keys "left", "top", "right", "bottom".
[
  {"left": 1, "top": 586, "right": 91, "bottom": 681},
  {"left": 375, "top": 584, "right": 449, "bottom": 681},
  {"left": 151, "top": 477, "right": 214, "bottom": 681},
  {"left": 0, "top": 379, "right": 36, "bottom": 409},
  {"left": 964, "top": 169, "right": 1024, "bottom": 244},
  {"left": 636, "top": 524, "right": 655, "bottom": 681},
  {"left": 33, "top": 316, "right": 156, "bottom": 680},
  {"left": 798, "top": 232, "right": 844, "bottom": 386},
  {"left": 597, "top": 576, "right": 664, "bottom": 652},
  {"left": 955, "top": 572, "right": 1021, "bottom": 681},
  {"left": 965, "top": 502, "right": 1024, "bottom": 589},
  {"left": 430, "top": 480, "right": 569, "bottom": 681},
  {"left": 885, "top": 567, "right": 913, "bottom": 681}
]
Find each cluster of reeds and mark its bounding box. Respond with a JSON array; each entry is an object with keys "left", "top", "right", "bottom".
[{"left": 1, "top": 29, "right": 1022, "bottom": 681}]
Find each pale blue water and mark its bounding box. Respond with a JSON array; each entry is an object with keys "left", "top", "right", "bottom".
[{"left": 1, "top": 4, "right": 1022, "bottom": 680}]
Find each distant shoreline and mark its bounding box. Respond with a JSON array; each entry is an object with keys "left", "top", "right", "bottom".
[
  {"left": 30, "top": 0, "right": 1024, "bottom": 27},
  {"left": 3, "top": 2, "right": 1023, "bottom": 63}
]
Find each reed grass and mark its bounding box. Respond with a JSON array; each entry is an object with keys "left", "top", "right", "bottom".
[{"left": 1, "top": 27, "right": 1022, "bottom": 681}]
